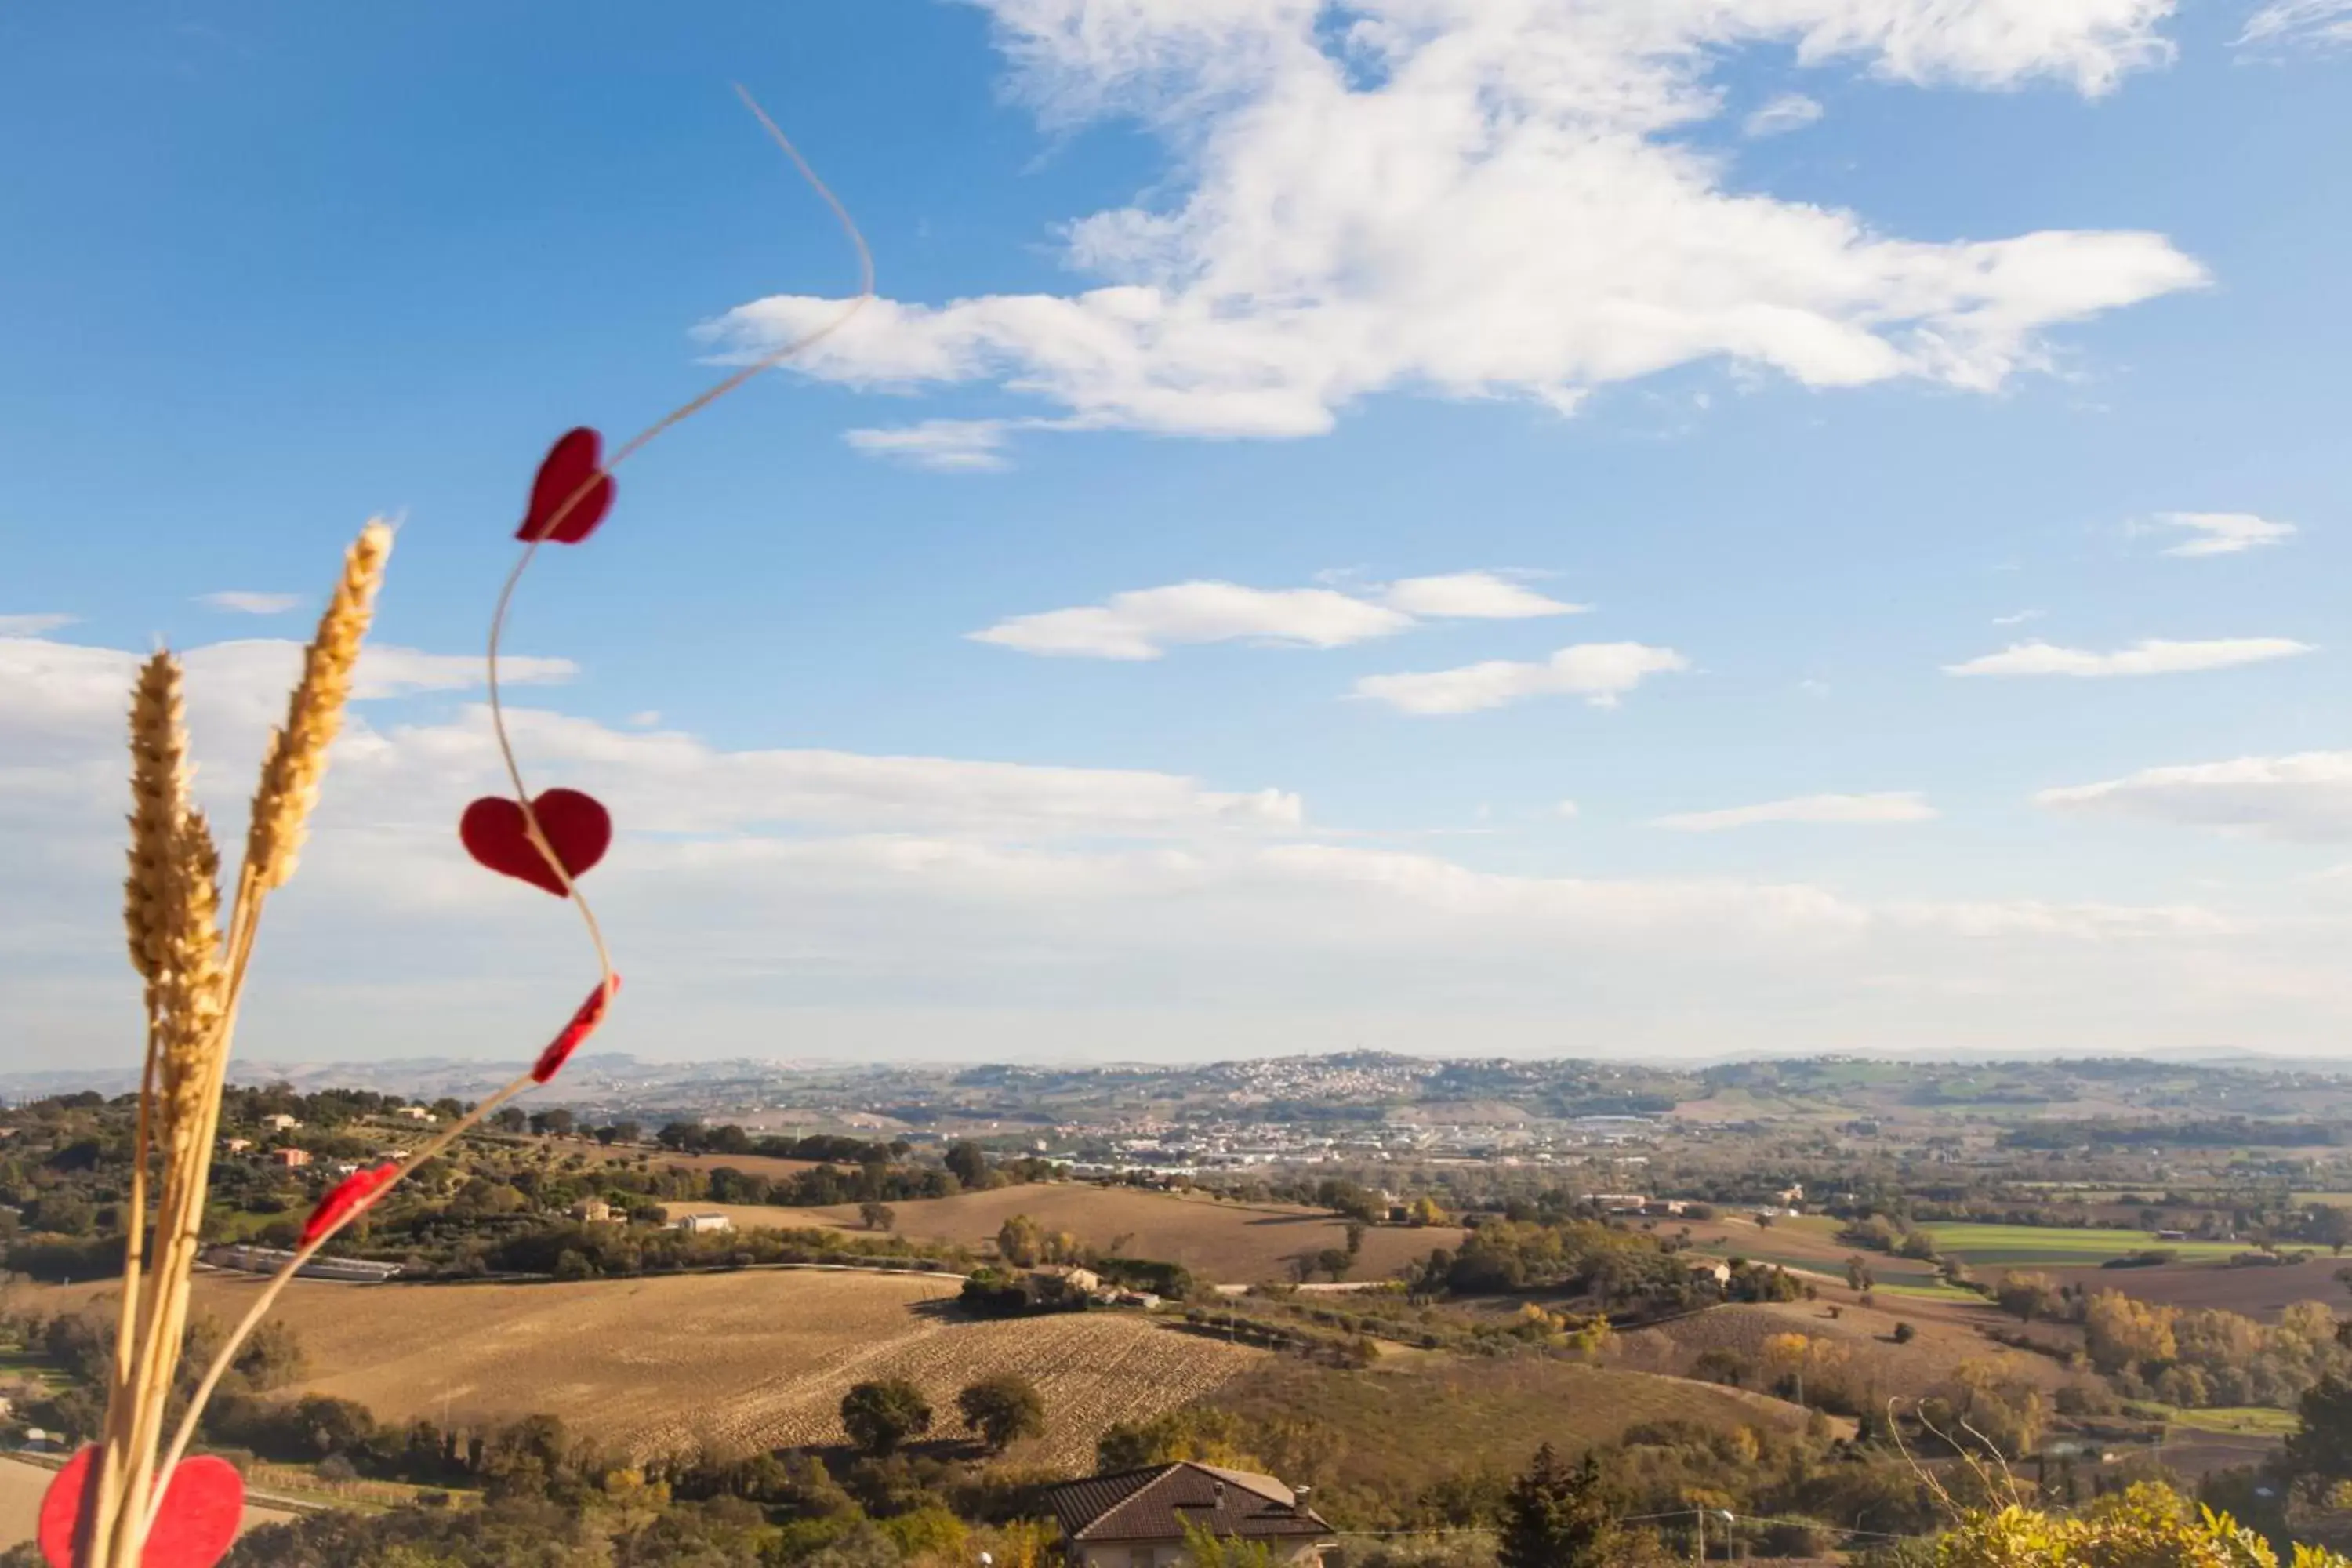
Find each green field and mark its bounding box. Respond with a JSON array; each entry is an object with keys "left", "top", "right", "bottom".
[
  {"left": 1926, "top": 1224, "right": 2245, "bottom": 1267},
  {"left": 2162, "top": 1406, "right": 2299, "bottom": 1437},
  {"left": 1871, "top": 1279, "right": 1988, "bottom": 1304}
]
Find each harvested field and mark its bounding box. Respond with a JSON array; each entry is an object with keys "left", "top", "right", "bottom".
[
  {"left": 800, "top": 1184, "right": 1463, "bottom": 1285},
  {"left": 1210, "top": 1351, "right": 1831, "bottom": 1506},
  {"left": 31, "top": 1272, "right": 1262, "bottom": 1471},
  {"left": 0, "top": 1455, "right": 290, "bottom": 1552},
  {"left": 2050, "top": 1258, "right": 2345, "bottom": 1321},
  {"left": 1617, "top": 1298, "right": 2073, "bottom": 1403},
  {"left": 1666, "top": 1215, "right": 1940, "bottom": 1286}
]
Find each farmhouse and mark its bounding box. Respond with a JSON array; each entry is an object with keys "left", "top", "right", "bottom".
[
  {"left": 573, "top": 1198, "right": 615, "bottom": 1222},
  {"left": 262, "top": 1113, "right": 300, "bottom": 1132},
  {"left": 395, "top": 1105, "right": 434, "bottom": 1121},
  {"left": 270, "top": 1148, "right": 311, "bottom": 1168},
  {"left": 1047, "top": 1462, "right": 1335, "bottom": 1568},
  {"left": 673, "top": 1212, "right": 734, "bottom": 1235}
]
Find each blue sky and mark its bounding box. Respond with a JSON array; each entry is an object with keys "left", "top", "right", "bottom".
[{"left": 4, "top": 0, "right": 2350, "bottom": 1070}]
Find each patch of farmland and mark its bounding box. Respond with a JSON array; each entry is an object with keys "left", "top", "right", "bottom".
[
  {"left": 31, "top": 1271, "right": 1260, "bottom": 1469},
  {"left": 1926, "top": 1224, "right": 2245, "bottom": 1268},
  {"left": 1209, "top": 1352, "right": 1832, "bottom": 1505},
  {"left": 1618, "top": 1298, "right": 2071, "bottom": 1403},
  {"left": 2049, "top": 1258, "right": 2345, "bottom": 1322},
  {"left": 801, "top": 1184, "right": 1465, "bottom": 1285}
]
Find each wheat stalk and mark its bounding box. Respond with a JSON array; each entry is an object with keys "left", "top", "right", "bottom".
[
  {"left": 245, "top": 518, "right": 391, "bottom": 895},
  {"left": 82, "top": 656, "right": 194, "bottom": 1567},
  {"left": 76, "top": 521, "right": 393, "bottom": 1567}
]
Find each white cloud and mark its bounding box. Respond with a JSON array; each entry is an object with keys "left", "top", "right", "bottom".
[
  {"left": 1653, "top": 791, "right": 1938, "bottom": 831},
  {"left": 1555, "top": 800, "right": 1581, "bottom": 818},
  {"left": 1379, "top": 572, "right": 1584, "bottom": 619},
  {"left": 1944, "top": 637, "right": 2314, "bottom": 677},
  {"left": 1744, "top": 92, "right": 1825, "bottom": 136},
  {"left": 200, "top": 591, "right": 303, "bottom": 615},
  {"left": 0, "top": 615, "right": 75, "bottom": 636},
  {"left": 10, "top": 630, "right": 2343, "bottom": 1068},
  {"left": 974, "top": 581, "right": 1413, "bottom": 659},
  {"left": 1991, "top": 608, "right": 2044, "bottom": 626},
  {"left": 2152, "top": 510, "right": 2297, "bottom": 557},
  {"left": 704, "top": 1, "right": 2201, "bottom": 459},
  {"left": 2238, "top": 0, "right": 2352, "bottom": 53},
  {"left": 1355, "top": 642, "right": 1689, "bottom": 714},
  {"left": 971, "top": 569, "right": 1578, "bottom": 660},
  {"left": 842, "top": 419, "right": 1019, "bottom": 472},
  {"left": 2039, "top": 751, "right": 2352, "bottom": 841}
]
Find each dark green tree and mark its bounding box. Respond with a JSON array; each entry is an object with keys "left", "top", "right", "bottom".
[
  {"left": 945, "top": 1141, "right": 989, "bottom": 1190},
  {"left": 840, "top": 1378, "right": 933, "bottom": 1457},
  {"left": 1497, "top": 1444, "right": 1625, "bottom": 1568},
  {"left": 2283, "top": 1374, "right": 2352, "bottom": 1493},
  {"left": 956, "top": 1373, "right": 1047, "bottom": 1453}
]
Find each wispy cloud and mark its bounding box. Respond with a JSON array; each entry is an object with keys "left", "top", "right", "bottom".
[
  {"left": 199, "top": 591, "right": 303, "bottom": 615},
  {"left": 973, "top": 572, "right": 1579, "bottom": 661},
  {"left": 2039, "top": 751, "right": 2352, "bottom": 841},
  {"left": 2151, "top": 510, "right": 2297, "bottom": 557},
  {"left": 843, "top": 419, "right": 1016, "bottom": 472},
  {"left": 1743, "top": 93, "right": 1824, "bottom": 137},
  {"left": 1379, "top": 573, "right": 1584, "bottom": 619},
  {"left": 2237, "top": 0, "right": 2352, "bottom": 53},
  {"left": 975, "top": 583, "right": 1414, "bottom": 660},
  {"left": 1991, "top": 608, "right": 2045, "bottom": 626},
  {"left": 1654, "top": 792, "right": 1937, "bottom": 832},
  {"left": 1354, "top": 644, "right": 1689, "bottom": 715},
  {"left": 0, "top": 613, "right": 76, "bottom": 637},
  {"left": 1945, "top": 637, "right": 2314, "bottom": 678}
]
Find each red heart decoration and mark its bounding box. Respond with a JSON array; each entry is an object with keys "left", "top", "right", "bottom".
[
  {"left": 459, "top": 789, "right": 612, "bottom": 896},
  {"left": 534, "top": 974, "right": 620, "bottom": 1083},
  {"left": 301, "top": 1162, "right": 401, "bottom": 1247},
  {"left": 517, "top": 426, "right": 615, "bottom": 544},
  {"left": 40, "top": 1446, "right": 245, "bottom": 1568}
]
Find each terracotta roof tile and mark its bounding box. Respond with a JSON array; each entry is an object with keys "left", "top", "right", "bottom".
[{"left": 1048, "top": 1462, "right": 1335, "bottom": 1544}]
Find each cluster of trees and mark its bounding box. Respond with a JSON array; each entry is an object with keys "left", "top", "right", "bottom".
[
  {"left": 836, "top": 1374, "right": 1046, "bottom": 1457},
  {"left": 426, "top": 1219, "right": 964, "bottom": 1281},
  {"left": 1990, "top": 1272, "right": 2352, "bottom": 1410},
  {"left": 1406, "top": 1218, "right": 1719, "bottom": 1317}
]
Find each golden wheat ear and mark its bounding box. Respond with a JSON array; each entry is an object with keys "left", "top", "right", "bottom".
[{"left": 245, "top": 517, "right": 393, "bottom": 895}]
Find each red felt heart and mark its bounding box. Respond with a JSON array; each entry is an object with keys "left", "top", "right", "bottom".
[
  {"left": 534, "top": 974, "right": 620, "bottom": 1083},
  {"left": 459, "top": 789, "right": 612, "bottom": 896},
  {"left": 40, "top": 1446, "right": 245, "bottom": 1568},
  {"left": 517, "top": 426, "right": 615, "bottom": 544}
]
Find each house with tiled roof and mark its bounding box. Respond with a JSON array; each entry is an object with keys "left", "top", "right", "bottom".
[{"left": 1045, "top": 1461, "right": 1337, "bottom": 1568}]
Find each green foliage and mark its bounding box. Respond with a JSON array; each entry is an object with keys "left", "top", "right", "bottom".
[
  {"left": 1181, "top": 1517, "right": 1279, "bottom": 1568},
  {"left": 1497, "top": 1443, "right": 1645, "bottom": 1568},
  {"left": 957, "top": 1374, "right": 1047, "bottom": 1454},
  {"left": 2282, "top": 1374, "right": 2352, "bottom": 1490},
  {"left": 1936, "top": 1483, "right": 2352, "bottom": 1568},
  {"left": 1099, "top": 1407, "right": 1257, "bottom": 1472},
  {"left": 841, "top": 1377, "right": 934, "bottom": 1457},
  {"left": 946, "top": 1142, "right": 989, "bottom": 1190}
]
